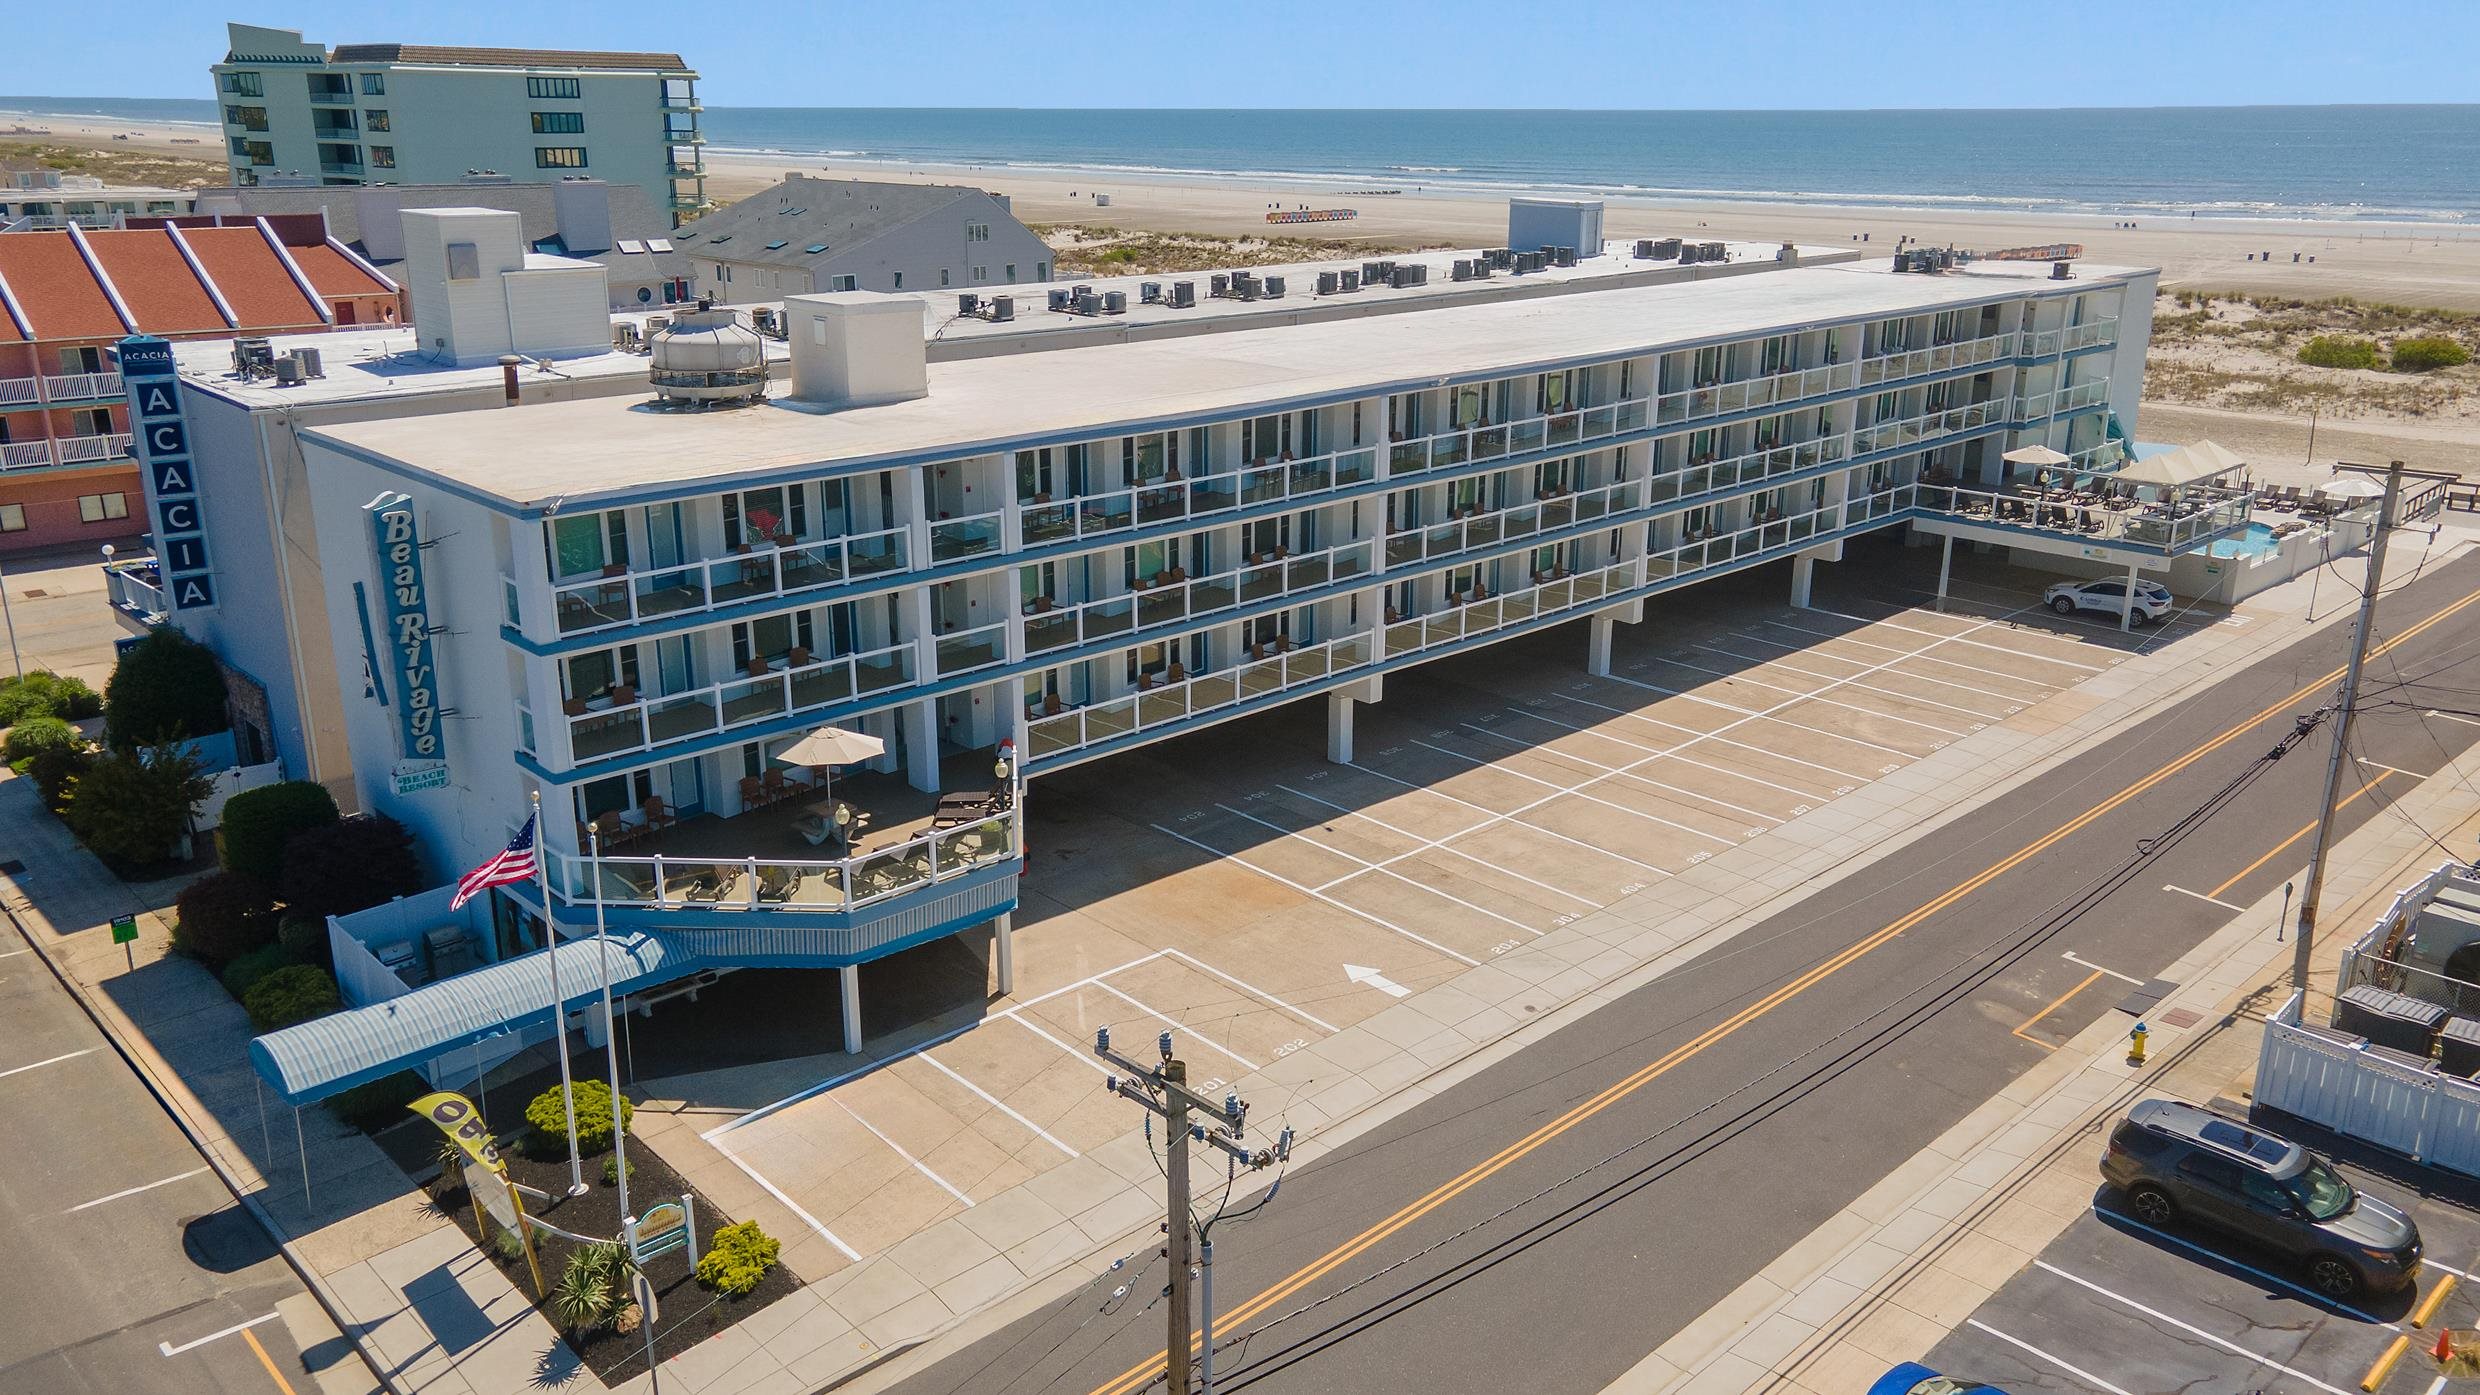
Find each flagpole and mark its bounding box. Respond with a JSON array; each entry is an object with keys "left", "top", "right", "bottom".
[
  {"left": 590, "top": 824, "right": 632, "bottom": 1226},
  {"left": 533, "top": 790, "right": 587, "bottom": 1198}
]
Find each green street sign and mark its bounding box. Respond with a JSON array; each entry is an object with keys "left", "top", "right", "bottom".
[{"left": 110, "top": 915, "right": 138, "bottom": 946}]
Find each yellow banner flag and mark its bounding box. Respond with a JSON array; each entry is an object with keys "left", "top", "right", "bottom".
[{"left": 409, "top": 1091, "right": 508, "bottom": 1176}]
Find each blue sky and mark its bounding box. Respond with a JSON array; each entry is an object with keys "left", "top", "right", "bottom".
[{"left": 4, "top": 0, "right": 2476, "bottom": 109}]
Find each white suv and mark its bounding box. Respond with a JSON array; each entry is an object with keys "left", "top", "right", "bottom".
[{"left": 2045, "top": 577, "right": 2172, "bottom": 624}]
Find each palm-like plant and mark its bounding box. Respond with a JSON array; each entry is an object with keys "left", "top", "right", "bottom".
[{"left": 551, "top": 1243, "right": 633, "bottom": 1332}]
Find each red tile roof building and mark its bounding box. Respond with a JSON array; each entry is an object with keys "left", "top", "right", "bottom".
[{"left": 0, "top": 220, "right": 394, "bottom": 555}]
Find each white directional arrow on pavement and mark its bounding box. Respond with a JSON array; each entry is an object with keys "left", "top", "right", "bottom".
[{"left": 1344, "top": 964, "right": 1410, "bottom": 999}]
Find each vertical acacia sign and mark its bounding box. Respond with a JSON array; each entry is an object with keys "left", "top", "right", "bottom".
[
  {"left": 365, "top": 491, "right": 446, "bottom": 781},
  {"left": 117, "top": 335, "right": 216, "bottom": 610}
]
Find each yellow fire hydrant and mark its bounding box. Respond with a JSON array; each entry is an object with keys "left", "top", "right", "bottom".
[{"left": 2128, "top": 1022, "right": 2149, "bottom": 1066}]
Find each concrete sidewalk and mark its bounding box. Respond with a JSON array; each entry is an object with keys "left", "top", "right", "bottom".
[{"left": 1614, "top": 707, "right": 2480, "bottom": 1395}]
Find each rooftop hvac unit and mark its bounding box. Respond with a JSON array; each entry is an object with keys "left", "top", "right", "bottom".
[
  {"left": 613, "top": 322, "right": 642, "bottom": 351},
  {"left": 232, "top": 336, "right": 274, "bottom": 377},
  {"left": 1634, "top": 239, "right": 1656, "bottom": 259},
  {"left": 273, "top": 355, "right": 304, "bottom": 386},
  {"left": 1316, "top": 270, "right": 1339, "bottom": 295},
  {"left": 1361, "top": 260, "right": 1389, "bottom": 284},
  {"left": 1071, "top": 286, "right": 1100, "bottom": 314},
  {"left": 1140, "top": 281, "right": 1162, "bottom": 303},
  {"left": 1451, "top": 259, "right": 1473, "bottom": 281},
  {"left": 988, "top": 294, "right": 1014, "bottom": 322},
  {"left": 648, "top": 315, "right": 671, "bottom": 335},
  {"left": 1049, "top": 288, "right": 1072, "bottom": 312},
  {"left": 959, "top": 293, "right": 981, "bottom": 316},
  {"left": 1892, "top": 252, "right": 1911, "bottom": 273},
  {"left": 1701, "top": 242, "right": 1726, "bottom": 261},
  {"left": 1102, "top": 289, "right": 1128, "bottom": 314},
  {"left": 1210, "top": 273, "right": 1230, "bottom": 298},
  {"left": 1170, "top": 280, "right": 1197, "bottom": 308},
  {"left": 1389, "top": 265, "right": 1416, "bottom": 289},
  {"left": 1471, "top": 259, "right": 1491, "bottom": 280},
  {"left": 293, "top": 346, "right": 323, "bottom": 378},
  {"left": 1262, "top": 274, "right": 1285, "bottom": 299},
  {"left": 2050, "top": 259, "right": 2073, "bottom": 280},
  {"left": 1339, "top": 269, "right": 1360, "bottom": 292},
  {"left": 1678, "top": 244, "right": 1701, "bottom": 265}
]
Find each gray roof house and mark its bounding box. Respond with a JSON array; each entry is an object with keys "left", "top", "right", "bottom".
[
  {"left": 674, "top": 174, "right": 1052, "bottom": 304},
  {"left": 186, "top": 177, "right": 692, "bottom": 309}
]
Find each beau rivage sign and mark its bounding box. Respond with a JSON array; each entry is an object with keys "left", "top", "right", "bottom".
[
  {"left": 117, "top": 336, "right": 215, "bottom": 610},
  {"left": 364, "top": 491, "right": 448, "bottom": 782}
]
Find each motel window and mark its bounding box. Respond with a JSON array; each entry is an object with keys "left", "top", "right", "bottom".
[
  {"left": 77, "top": 493, "right": 128, "bottom": 524},
  {"left": 564, "top": 646, "right": 641, "bottom": 701},
  {"left": 1036, "top": 260, "right": 1048, "bottom": 280},
  {"left": 528, "top": 76, "right": 583, "bottom": 99},
  {"left": 578, "top": 771, "right": 654, "bottom": 824},
  {"left": 891, "top": 272, "right": 903, "bottom": 289},
  {"left": 69, "top": 407, "right": 111, "bottom": 436},
  {"left": 1692, "top": 345, "right": 1724, "bottom": 385},
  {"left": 549, "top": 511, "right": 629, "bottom": 580},
  {"left": 535, "top": 147, "right": 589, "bottom": 169},
  {"left": 221, "top": 71, "right": 263, "bottom": 97},
  {"left": 971, "top": 265, "right": 987, "bottom": 283},
  {"left": 531, "top": 111, "right": 585, "bottom": 134},
  {"left": 939, "top": 269, "right": 950, "bottom": 287},
  {"left": 966, "top": 223, "right": 990, "bottom": 243},
  {"left": 445, "top": 242, "right": 480, "bottom": 279},
  {"left": 369, "top": 147, "right": 395, "bottom": 169},
  {"left": 1537, "top": 370, "right": 1571, "bottom": 414},
  {"left": 830, "top": 275, "right": 856, "bottom": 292},
  {"left": 0, "top": 505, "right": 22, "bottom": 533},
  {"left": 226, "top": 104, "right": 268, "bottom": 131},
  {"left": 365, "top": 109, "right": 390, "bottom": 132},
  {"left": 1004, "top": 263, "right": 1016, "bottom": 281},
  {"left": 360, "top": 72, "right": 385, "bottom": 95},
  {"left": 245, "top": 141, "right": 274, "bottom": 167}
]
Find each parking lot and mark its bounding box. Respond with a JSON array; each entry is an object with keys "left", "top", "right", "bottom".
[
  {"left": 1926, "top": 1112, "right": 2480, "bottom": 1395},
  {"left": 652, "top": 545, "right": 2245, "bottom": 1280}
]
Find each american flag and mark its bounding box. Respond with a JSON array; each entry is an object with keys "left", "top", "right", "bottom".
[{"left": 449, "top": 814, "right": 540, "bottom": 910}]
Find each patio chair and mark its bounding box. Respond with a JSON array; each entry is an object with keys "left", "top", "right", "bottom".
[
  {"left": 757, "top": 865, "right": 800, "bottom": 902},
  {"left": 761, "top": 769, "right": 792, "bottom": 802},
  {"left": 639, "top": 796, "right": 675, "bottom": 832},
  {"left": 738, "top": 776, "right": 767, "bottom": 807}
]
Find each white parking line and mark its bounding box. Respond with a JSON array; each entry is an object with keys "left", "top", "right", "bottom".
[
  {"left": 1213, "top": 800, "right": 1547, "bottom": 935},
  {"left": 66, "top": 1168, "right": 207, "bottom": 1213},
  {"left": 1694, "top": 640, "right": 2016, "bottom": 722},
  {"left": 1451, "top": 720, "right": 1780, "bottom": 830},
  {"left": 2062, "top": 950, "right": 2144, "bottom": 985},
  {"left": 1270, "top": 783, "right": 1602, "bottom": 908},
  {"left": 158, "top": 1311, "right": 281, "bottom": 1357},
  {"left": 1498, "top": 706, "right": 1810, "bottom": 815},
  {"left": 914, "top": 1053, "right": 1079, "bottom": 1158},
  {"left": 1093, "top": 982, "right": 1262, "bottom": 1072},
  {"left": 0, "top": 947, "right": 31, "bottom": 959},
  {"left": 709, "top": 1140, "right": 862, "bottom": 1261},
  {"left": 1790, "top": 608, "right": 2111, "bottom": 673},
  {"left": 1603, "top": 669, "right": 1929, "bottom": 759},
  {"left": 1337, "top": 758, "right": 1672, "bottom": 877},
  {"left": 1962, "top": 1318, "right": 2137, "bottom": 1395},
  {"left": 2094, "top": 1204, "right": 2399, "bottom": 1328},
  {"left": 1420, "top": 736, "right": 1736, "bottom": 847},
  {"left": 1162, "top": 947, "right": 1342, "bottom": 1034},
  {"left": 1541, "top": 689, "right": 1870, "bottom": 784},
  {"left": 1734, "top": 626, "right": 2053, "bottom": 706},
  {"left": 1150, "top": 821, "right": 1483, "bottom": 966},
  {"left": 836, "top": 1098, "right": 973, "bottom": 1207},
  {"left": 1651, "top": 652, "right": 1973, "bottom": 736},
  {"left": 2163, "top": 883, "right": 2247, "bottom": 912},
  {"left": 0, "top": 1047, "right": 96, "bottom": 1080},
  {"left": 2033, "top": 1259, "right": 2358, "bottom": 1395}
]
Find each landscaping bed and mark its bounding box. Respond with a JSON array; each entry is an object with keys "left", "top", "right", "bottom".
[{"left": 430, "top": 1121, "right": 800, "bottom": 1379}]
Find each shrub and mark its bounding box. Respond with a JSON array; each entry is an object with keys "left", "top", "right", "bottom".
[
  {"left": 325, "top": 1069, "right": 427, "bottom": 1129},
  {"left": 602, "top": 1154, "right": 636, "bottom": 1188},
  {"left": 103, "top": 629, "right": 228, "bottom": 748},
  {"left": 2297, "top": 336, "right": 2381, "bottom": 370},
  {"left": 5, "top": 716, "right": 90, "bottom": 809},
  {"left": 64, "top": 741, "right": 213, "bottom": 869},
  {"left": 2391, "top": 336, "right": 2471, "bottom": 373},
  {"left": 524, "top": 1079, "right": 633, "bottom": 1157},
  {"left": 0, "top": 670, "right": 102, "bottom": 726},
  {"left": 171, "top": 869, "right": 277, "bottom": 965},
  {"left": 490, "top": 1226, "right": 527, "bottom": 1265},
  {"left": 219, "top": 941, "right": 303, "bottom": 999},
  {"left": 694, "top": 1221, "right": 780, "bottom": 1299},
  {"left": 277, "top": 911, "right": 330, "bottom": 968},
  {"left": 278, "top": 814, "right": 423, "bottom": 919},
  {"left": 552, "top": 1243, "right": 630, "bottom": 1332},
  {"left": 219, "top": 781, "right": 339, "bottom": 883},
  {"left": 242, "top": 963, "right": 341, "bottom": 1032}
]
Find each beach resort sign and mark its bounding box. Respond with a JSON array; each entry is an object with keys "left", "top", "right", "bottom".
[{"left": 365, "top": 491, "right": 448, "bottom": 790}]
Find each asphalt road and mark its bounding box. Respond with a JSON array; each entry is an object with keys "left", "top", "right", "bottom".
[
  {"left": 0, "top": 908, "right": 357, "bottom": 1395},
  {"left": 893, "top": 544, "right": 2480, "bottom": 1395}
]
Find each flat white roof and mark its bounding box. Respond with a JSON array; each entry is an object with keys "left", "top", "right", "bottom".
[{"left": 310, "top": 257, "right": 2154, "bottom": 514}]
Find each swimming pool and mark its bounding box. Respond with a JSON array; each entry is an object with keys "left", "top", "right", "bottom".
[{"left": 2210, "top": 522, "right": 2282, "bottom": 559}]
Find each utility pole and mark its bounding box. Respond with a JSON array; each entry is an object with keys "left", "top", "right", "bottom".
[
  {"left": 2292, "top": 460, "right": 2404, "bottom": 995},
  {"left": 1095, "top": 1028, "right": 1293, "bottom": 1394}
]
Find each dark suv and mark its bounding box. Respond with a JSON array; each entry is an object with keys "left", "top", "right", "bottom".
[{"left": 2101, "top": 1099, "right": 2421, "bottom": 1297}]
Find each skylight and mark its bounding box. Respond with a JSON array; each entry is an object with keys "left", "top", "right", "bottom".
[
  {"left": 803, "top": 244, "right": 828, "bottom": 254},
  {"left": 765, "top": 240, "right": 787, "bottom": 250}
]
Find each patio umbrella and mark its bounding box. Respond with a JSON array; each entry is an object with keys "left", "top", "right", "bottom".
[
  {"left": 2001, "top": 445, "right": 2073, "bottom": 468},
  {"left": 774, "top": 725, "right": 886, "bottom": 810},
  {"left": 2319, "top": 475, "right": 2387, "bottom": 499}
]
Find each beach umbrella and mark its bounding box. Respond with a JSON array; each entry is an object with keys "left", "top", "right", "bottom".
[
  {"left": 774, "top": 725, "right": 886, "bottom": 809},
  {"left": 2002, "top": 445, "right": 2072, "bottom": 468},
  {"left": 2320, "top": 475, "right": 2386, "bottom": 499}
]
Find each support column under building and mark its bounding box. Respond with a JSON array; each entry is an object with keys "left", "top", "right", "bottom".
[
  {"left": 1936, "top": 533, "right": 1955, "bottom": 611},
  {"left": 839, "top": 964, "right": 863, "bottom": 1054},
  {"left": 904, "top": 699, "right": 941, "bottom": 793},
  {"left": 1789, "top": 554, "right": 1815, "bottom": 610},
  {"left": 2122, "top": 562, "right": 2140, "bottom": 633},
  {"left": 1327, "top": 691, "right": 1355, "bottom": 765},
  {"left": 992, "top": 912, "right": 1014, "bottom": 997},
  {"left": 1586, "top": 614, "right": 1614, "bottom": 677}
]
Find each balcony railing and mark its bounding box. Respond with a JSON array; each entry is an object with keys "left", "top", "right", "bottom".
[
  {"left": 929, "top": 509, "right": 1004, "bottom": 565},
  {"left": 1023, "top": 537, "right": 1377, "bottom": 658},
  {"left": 1911, "top": 482, "right": 2252, "bottom": 554},
  {"left": 1851, "top": 401, "right": 2004, "bottom": 455},
  {"left": 564, "top": 638, "right": 914, "bottom": 763},
  {"left": 1383, "top": 561, "right": 1633, "bottom": 658},
  {"left": 0, "top": 379, "right": 36, "bottom": 408},
  {"left": 0, "top": 433, "right": 133, "bottom": 471},
  {"left": 548, "top": 523, "right": 909, "bottom": 636},
  {"left": 1384, "top": 478, "right": 1642, "bottom": 569},
  {"left": 2016, "top": 378, "right": 2111, "bottom": 420},
  {"left": 1389, "top": 400, "right": 1649, "bottom": 476},
  {"left": 104, "top": 558, "right": 166, "bottom": 621},
  {"left": 42, "top": 371, "right": 122, "bottom": 402},
  {"left": 319, "top": 160, "right": 365, "bottom": 175},
  {"left": 544, "top": 808, "right": 1018, "bottom": 913},
  {"left": 1857, "top": 330, "right": 2018, "bottom": 387},
  {"left": 934, "top": 620, "right": 1009, "bottom": 678},
  {"left": 1019, "top": 449, "right": 1382, "bottom": 550},
  {"left": 1646, "top": 498, "right": 1845, "bottom": 578},
  {"left": 2017, "top": 318, "right": 2119, "bottom": 358},
  {"left": 0, "top": 441, "right": 49, "bottom": 470},
  {"left": 1027, "top": 632, "right": 1373, "bottom": 763},
  {"left": 1654, "top": 362, "right": 1857, "bottom": 425},
  {"left": 1645, "top": 438, "right": 1847, "bottom": 508}
]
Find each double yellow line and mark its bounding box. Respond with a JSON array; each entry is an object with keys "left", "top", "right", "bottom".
[{"left": 1085, "top": 585, "right": 2480, "bottom": 1395}]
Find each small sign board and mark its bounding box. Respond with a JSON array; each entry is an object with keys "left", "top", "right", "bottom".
[
  {"left": 629, "top": 1197, "right": 695, "bottom": 1265},
  {"left": 466, "top": 1159, "right": 517, "bottom": 1231},
  {"left": 390, "top": 761, "right": 450, "bottom": 796},
  {"left": 110, "top": 915, "right": 139, "bottom": 945}
]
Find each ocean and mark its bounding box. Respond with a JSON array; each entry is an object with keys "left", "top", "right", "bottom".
[{"left": 9, "top": 98, "right": 2475, "bottom": 223}]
